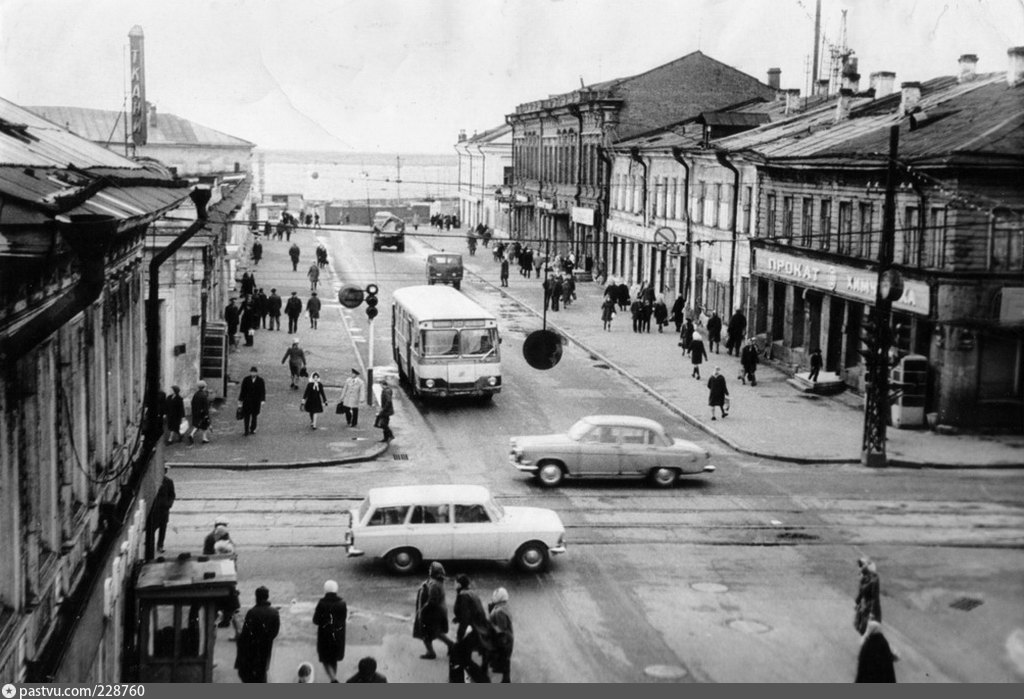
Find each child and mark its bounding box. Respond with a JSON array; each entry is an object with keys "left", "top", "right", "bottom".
[{"left": 297, "top": 662, "right": 315, "bottom": 683}]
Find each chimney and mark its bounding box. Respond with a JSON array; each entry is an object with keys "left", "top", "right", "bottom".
[
  {"left": 816, "top": 78, "right": 830, "bottom": 96},
  {"left": 149, "top": 103, "right": 158, "bottom": 127},
  {"left": 842, "top": 72, "right": 861, "bottom": 92},
  {"left": 767, "top": 67, "right": 781, "bottom": 90},
  {"left": 784, "top": 89, "right": 801, "bottom": 115},
  {"left": 958, "top": 54, "right": 978, "bottom": 83},
  {"left": 458, "top": 129, "right": 467, "bottom": 142},
  {"left": 835, "top": 88, "right": 853, "bottom": 123},
  {"left": 128, "top": 25, "right": 147, "bottom": 146},
  {"left": 1008, "top": 46, "right": 1024, "bottom": 87},
  {"left": 869, "top": 71, "right": 896, "bottom": 97},
  {"left": 900, "top": 82, "right": 922, "bottom": 114}
]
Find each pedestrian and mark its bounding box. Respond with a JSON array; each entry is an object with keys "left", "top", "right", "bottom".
[
  {"left": 314, "top": 212, "right": 321, "bottom": 228},
  {"left": 187, "top": 381, "right": 211, "bottom": 445},
  {"left": 630, "top": 298, "right": 643, "bottom": 333},
  {"left": 267, "top": 288, "right": 282, "bottom": 331},
  {"left": 306, "top": 292, "right": 321, "bottom": 330},
  {"left": 347, "top": 657, "right": 388, "bottom": 683},
  {"left": 285, "top": 292, "right": 303, "bottom": 334},
  {"left": 375, "top": 376, "right": 395, "bottom": 442},
  {"left": 308, "top": 262, "right": 320, "bottom": 292},
  {"left": 451, "top": 574, "right": 491, "bottom": 683},
  {"left": 316, "top": 243, "right": 328, "bottom": 269},
  {"left": 740, "top": 339, "right": 759, "bottom": 386},
  {"left": 238, "top": 366, "right": 266, "bottom": 436},
  {"left": 542, "top": 275, "right": 553, "bottom": 311},
  {"left": 689, "top": 332, "right": 708, "bottom": 380},
  {"left": 281, "top": 339, "right": 307, "bottom": 390},
  {"left": 653, "top": 297, "right": 668, "bottom": 333},
  {"left": 151, "top": 465, "right": 175, "bottom": 553},
  {"left": 251, "top": 238, "right": 263, "bottom": 266},
  {"left": 164, "top": 385, "right": 186, "bottom": 445},
  {"left": 296, "top": 662, "right": 315, "bottom": 683},
  {"left": 706, "top": 311, "right": 722, "bottom": 353},
  {"left": 681, "top": 318, "right": 695, "bottom": 355},
  {"left": 340, "top": 368, "right": 364, "bottom": 427},
  {"left": 313, "top": 580, "right": 348, "bottom": 683},
  {"left": 224, "top": 298, "right": 240, "bottom": 348},
  {"left": 203, "top": 516, "right": 229, "bottom": 555},
  {"left": 670, "top": 295, "right": 685, "bottom": 333},
  {"left": 289, "top": 242, "right": 301, "bottom": 271},
  {"left": 239, "top": 299, "right": 256, "bottom": 347},
  {"left": 855, "top": 620, "right": 898, "bottom": 683},
  {"left": 809, "top": 347, "right": 823, "bottom": 383},
  {"left": 854, "top": 557, "right": 882, "bottom": 634},
  {"left": 301, "top": 372, "right": 328, "bottom": 429},
  {"left": 414, "top": 561, "right": 455, "bottom": 659},
  {"left": 235, "top": 586, "right": 281, "bottom": 683},
  {"left": 640, "top": 300, "right": 653, "bottom": 333},
  {"left": 551, "top": 276, "right": 562, "bottom": 312},
  {"left": 499, "top": 256, "right": 509, "bottom": 287},
  {"left": 263, "top": 221, "right": 272, "bottom": 238},
  {"left": 240, "top": 271, "right": 256, "bottom": 298},
  {"left": 561, "top": 274, "right": 574, "bottom": 308},
  {"left": 726, "top": 308, "right": 748, "bottom": 356},
  {"left": 707, "top": 366, "right": 729, "bottom": 420},
  {"left": 600, "top": 294, "right": 616, "bottom": 331},
  {"left": 254, "top": 288, "right": 269, "bottom": 329},
  {"left": 487, "top": 588, "right": 514, "bottom": 683}
]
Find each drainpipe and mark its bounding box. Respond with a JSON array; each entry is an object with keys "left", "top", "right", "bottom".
[
  {"left": 671, "top": 147, "right": 692, "bottom": 303},
  {"left": 714, "top": 150, "right": 741, "bottom": 315},
  {"left": 476, "top": 142, "right": 486, "bottom": 228},
  {"left": 570, "top": 105, "right": 585, "bottom": 261},
  {"left": 597, "top": 145, "right": 614, "bottom": 274},
  {"left": 145, "top": 187, "right": 211, "bottom": 441},
  {"left": 0, "top": 215, "right": 120, "bottom": 364}
]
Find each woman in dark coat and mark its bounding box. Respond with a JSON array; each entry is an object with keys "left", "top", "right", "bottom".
[
  {"left": 740, "top": 340, "right": 760, "bottom": 386},
  {"left": 855, "top": 620, "right": 898, "bottom": 682},
  {"left": 164, "top": 385, "right": 186, "bottom": 445},
  {"left": 240, "top": 271, "right": 256, "bottom": 297},
  {"left": 680, "top": 319, "right": 695, "bottom": 356},
  {"left": 312, "top": 580, "right": 347, "bottom": 682},
  {"left": 653, "top": 297, "right": 668, "bottom": 333},
  {"left": 600, "top": 295, "right": 616, "bottom": 331},
  {"left": 689, "top": 332, "right": 708, "bottom": 380},
  {"left": 414, "top": 561, "right": 454, "bottom": 659},
  {"left": 301, "top": 372, "right": 328, "bottom": 429},
  {"left": 707, "top": 366, "right": 729, "bottom": 420},
  {"left": 487, "top": 587, "right": 514, "bottom": 683},
  {"left": 670, "top": 296, "right": 685, "bottom": 333}
]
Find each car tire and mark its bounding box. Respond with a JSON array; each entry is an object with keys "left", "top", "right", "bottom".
[
  {"left": 397, "top": 244, "right": 405, "bottom": 252},
  {"left": 536, "top": 462, "right": 564, "bottom": 488},
  {"left": 385, "top": 547, "right": 421, "bottom": 575},
  {"left": 453, "top": 281, "right": 461, "bottom": 290},
  {"left": 514, "top": 541, "right": 549, "bottom": 573},
  {"left": 650, "top": 467, "right": 679, "bottom": 488}
]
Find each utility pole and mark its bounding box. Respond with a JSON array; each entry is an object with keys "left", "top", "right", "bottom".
[
  {"left": 812, "top": 0, "right": 821, "bottom": 94},
  {"left": 861, "top": 125, "right": 899, "bottom": 467}
]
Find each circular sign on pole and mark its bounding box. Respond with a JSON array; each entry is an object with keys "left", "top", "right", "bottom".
[
  {"left": 523, "top": 329, "right": 564, "bottom": 370},
  {"left": 337, "top": 284, "right": 364, "bottom": 309},
  {"left": 654, "top": 226, "right": 677, "bottom": 245}
]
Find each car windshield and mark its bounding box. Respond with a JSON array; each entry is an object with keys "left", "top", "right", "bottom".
[
  {"left": 422, "top": 328, "right": 497, "bottom": 358},
  {"left": 461, "top": 328, "right": 497, "bottom": 357},
  {"left": 567, "top": 418, "right": 595, "bottom": 441},
  {"left": 357, "top": 498, "right": 370, "bottom": 522}
]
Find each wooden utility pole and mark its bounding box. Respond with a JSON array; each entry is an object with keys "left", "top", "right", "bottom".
[{"left": 812, "top": 0, "right": 822, "bottom": 94}]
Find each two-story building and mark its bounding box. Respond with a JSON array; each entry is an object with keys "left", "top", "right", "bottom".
[{"left": 454, "top": 125, "right": 513, "bottom": 239}]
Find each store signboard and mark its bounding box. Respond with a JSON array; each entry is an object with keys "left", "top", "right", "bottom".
[
  {"left": 536, "top": 200, "right": 554, "bottom": 211},
  {"left": 607, "top": 216, "right": 653, "bottom": 242},
  {"left": 571, "top": 206, "right": 595, "bottom": 226},
  {"left": 755, "top": 249, "right": 930, "bottom": 315}
]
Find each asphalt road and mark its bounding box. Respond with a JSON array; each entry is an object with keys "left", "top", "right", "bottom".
[{"left": 168, "top": 230, "right": 1024, "bottom": 683}]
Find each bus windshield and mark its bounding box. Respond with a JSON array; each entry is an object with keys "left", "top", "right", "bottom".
[{"left": 422, "top": 328, "right": 498, "bottom": 358}]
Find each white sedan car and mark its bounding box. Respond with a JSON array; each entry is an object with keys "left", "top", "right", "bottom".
[
  {"left": 345, "top": 484, "right": 566, "bottom": 574},
  {"left": 510, "top": 415, "right": 716, "bottom": 487}
]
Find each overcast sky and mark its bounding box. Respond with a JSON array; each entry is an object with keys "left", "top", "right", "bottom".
[{"left": 2, "top": 0, "right": 1021, "bottom": 153}]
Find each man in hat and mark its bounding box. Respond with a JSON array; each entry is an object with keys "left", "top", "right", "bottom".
[
  {"left": 285, "top": 292, "right": 303, "bottom": 334},
  {"left": 235, "top": 586, "right": 281, "bottom": 683},
  {"left": 238, "top": 366, "right": 267, "bottom": 435},
  {"left": 339, "top": 368, "right": 365, "bottom": 427},
  {"left": 281, "top": 339, "right": 307, "bottom": 390},
  {"left": 151, "top": 465, "right": 176, "bottom": 553}
]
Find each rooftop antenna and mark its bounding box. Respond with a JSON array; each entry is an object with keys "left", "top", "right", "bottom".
[{"left": 827, "top": 9, "right": 852, "bottom": 95}]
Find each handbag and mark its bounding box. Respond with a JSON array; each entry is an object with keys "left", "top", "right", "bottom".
[
  {"left": 335, "top": 402, "right": 346, "bottom": 415},
  {"left": 373, "top": 413, "right": 385, "bottom": 428},
  {"left": 299, "top": 367, "right": 309, "bottom": 378},
  {"left": 235, "top": 406, "right": 244, "bottom": 420},
  {"left": 179, "top": 419, "right": 190, "bottom": 435}
]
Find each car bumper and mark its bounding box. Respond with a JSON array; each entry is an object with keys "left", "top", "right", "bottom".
[
  {"left": 702, "top": 465, "right": 716, "bottom": 473},
  {"left": 549, "top": 545, "right": 567, "bottom": 556},
  {"left": 511, "top": 457, "right": 536, "bottom": 472},
  {"left": 346, "top": 546, "right": 365, "bottom": 558}
]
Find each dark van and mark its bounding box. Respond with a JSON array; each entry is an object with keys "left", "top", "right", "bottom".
[
  {"left": 372, "top": 212, "right": 405, "bottom": 252},
  {"left": 426, "top": 253, "right": 463, "bottom": 290}
]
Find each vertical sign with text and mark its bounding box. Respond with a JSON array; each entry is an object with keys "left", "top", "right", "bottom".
[{"left": 129, "top": 27, "right": 147, "bottom": 147}]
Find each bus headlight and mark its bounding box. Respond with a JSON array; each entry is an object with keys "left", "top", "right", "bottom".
[
  {"left": 486, "top": 376, "right": 497, "bottom": 386},
  {"left": 425, "top": 379, "right": 435, "bottom": 388}
]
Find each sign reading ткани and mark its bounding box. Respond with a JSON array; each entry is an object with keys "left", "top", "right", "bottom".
[{"left": 756, "top": 249, "right": 930, "bottom": 315}]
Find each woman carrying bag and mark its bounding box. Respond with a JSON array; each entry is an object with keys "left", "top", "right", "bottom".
[{"left": 301, "top": 372, "right": 328, "bottom": 430}]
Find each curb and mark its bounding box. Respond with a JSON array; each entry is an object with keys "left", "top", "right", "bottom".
[{"left": 167, "top": 439, "right": 391, "bottom": 470}]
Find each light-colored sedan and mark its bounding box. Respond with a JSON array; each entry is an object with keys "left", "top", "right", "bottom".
[
  {"left": 510, "top": 415, "right": 716, "bottom": 488},
  {"left": 344, "top": 484, "right": 566, "bottom": 574}
]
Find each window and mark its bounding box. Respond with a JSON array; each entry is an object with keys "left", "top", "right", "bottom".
[
  {"left": 669, "top": 178, "right": 678, "bottom": 220},
  {"left": 742, "top": 186, "right": 753, "bottom": 234},
  {"left": 858, "top": 203, "right": 874, "bottom": 258},
  {"left": 711, "top": 183, "right": 722, "bottom": 228},
  {"left": 422, "top": 329, "right": 460, "bottom": 356},
  {"left": 800, "top": 198, "right": 814, "bottom": 246},
  {"left": 657, "top": 177, "right": 667, "bottom": 218},
  {"left": 503, "top": 166, "right": 513, "bottom": 186},
  {"left": 579, "top": 424, "right": 616, "bottom": 443},
  {"left": 368, "top": 506, "right": 410, "bottom": 526},
  {"left": 615, "top": 427, "right": 650, "bottom": 444},
  {"left": 723, "top": 184, "right": 735, "bottom": 230},
  {"left": 696, "top": 182, "right": 707, "bottom": 225},
  {"left": 900, "top": 206, "right": 920, "bottom": 265},
  {"left": 766, "top": 194, "right": 776, "bottom": 237},
  {"left": 409, "top": 505, "right": 449, "bottom": 524},
  {"left": 990, "top": 209, "right": 1023, "bottom": 271},
  {"left": 819, "top": 199, "right": 832, "bottom": 250},
  {"left": 455, "top": 504, "right": 491, "bottom": 523},
  {"left": 838, "top": 202, "right": 853, "bottom": 254},
  {"left": 928, "top": 208, "right": 947, "bottom": 268},
  {"left": 782, "top": 196, "right": 794, "bottom": 242}
]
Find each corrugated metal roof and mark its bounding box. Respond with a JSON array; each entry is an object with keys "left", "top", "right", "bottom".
[
  {"left": 27, "top": 105, "right": 255, "bottom": 148},
  {"left": 466, "top": 123, "right": 511, "bottom": 144},
  {"left": 698, "top": 111, "right": 770, "bottom": 127}
]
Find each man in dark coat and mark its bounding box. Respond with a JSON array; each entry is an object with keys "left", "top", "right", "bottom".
[
  {"left": 855, "top": 620, "right": 897, "bottom": 683},
  {"left": 670, "top": 296, "right": 686, "bottom": 333},
  {"left": 726, "top": 309, "right": 748, "bottom": 356},
  {"left": 809, "top": 347, "right": 823, "bottom": 382},
  {"left": 151, "top": 465, "right": 175, "bottom": 553},
  {"left": 706, "top": 312, "right": 723, "bottom": 353},
  {"left": 224, "top": 298, "right": 240, "bottom": 347},
  {"left": 616, "top": 281, "right": 630, "bottom": 311},
  {"left": 251, "top": 239, "right": 262, "bottom": 265},
  {"left": 451, "top": 574, "right": 491, "bottom": 683},
  {"left": 306, "top": 292, "right": 321, "bottom": 330},
  {"left": 499, "top": 256, "right": 509, "bottom": 287},
  {"left": 266, "top": 288, "right": 282, "bottom": 331},
  {"left": 238, "top": 366, "right": 266, "bottom": 436},
  {"left": 239, "top": 300, "right": 256, "bottom": 347},
  {"left": 740, "top": 340, "right": 760, "bottom": 386},
  {"left": 288, "top": 242, "right": 301, "bottom": 271},
  {"left": 285, "top": 292, "right": 303, "bottom": 334},
  {"left": 164, "top": 385, "right": 186, "bottom": 445},
  {"left": 707, "top": 366, "right": 729, "bottom": 420},
  {"left": 376, "top": 378, "right": 395, "bottom": 442},
  {"left": 312, "top": 580, "right": 348, "bottom": 682},
  {"left": 235, "top": 586, "right": 280, "bottom": 683}
]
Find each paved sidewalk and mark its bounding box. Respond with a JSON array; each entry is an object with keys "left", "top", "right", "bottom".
[
  {"left": 165, "top": 225, "right": 388, "bottom": 469},
  {"left": 453, "top": 240, "right": 1024, "bottom": 469}
]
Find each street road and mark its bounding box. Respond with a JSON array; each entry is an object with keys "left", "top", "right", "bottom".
[{"left": 171, "top": 229, "right": 1024, "bottom": 683}]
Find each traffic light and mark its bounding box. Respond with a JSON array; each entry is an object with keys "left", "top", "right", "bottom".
[{"left": 365, "top": 283, "right": 379, "bottom": 320}]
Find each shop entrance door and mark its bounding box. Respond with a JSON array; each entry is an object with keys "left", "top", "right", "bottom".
[{"left": 827, "top": 298, "right": 845, "bottom": 371}]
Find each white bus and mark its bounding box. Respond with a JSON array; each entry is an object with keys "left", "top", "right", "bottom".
[{"left": 391, "top": 285, "right": 501, "bottom": 399}]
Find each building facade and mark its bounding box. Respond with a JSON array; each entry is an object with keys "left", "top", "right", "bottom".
[{"left": 454, "top": 125, "right": 513, "bottom": 238}]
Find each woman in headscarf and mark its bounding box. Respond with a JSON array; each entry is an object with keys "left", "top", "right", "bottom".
[
  {"left": 414, "top": 561, "right": 454, "bottom": 659},
  {"left": 300, "top": 371, "right": 328, "bottom": 429},
  {"left": 855, "top": 620, "right": 898, "bottom": 682},
  {"left": 488, "top": 587, "right": 514, "bottom": 683},
  {"left": 854, "top": 557, "right": 882, "bottom": 634},
  {"left": 312, "top": 580, "right": 347, "bottom": 682}
]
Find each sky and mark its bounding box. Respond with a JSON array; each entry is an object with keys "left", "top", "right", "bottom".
[{"left": 1, "top": 0, "right": 1022, "bottom": 153}]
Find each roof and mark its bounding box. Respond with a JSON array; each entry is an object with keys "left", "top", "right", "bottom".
[
  {"left": 27, "top": 105, "right": 255, "bottom": 148},
  {"left": 466, "top": 123, "right": 512, "bottom": 144},
  {"left": 578, "top": 415, "right": 665, "bottom": 431},
  {"left": 366, "top": 484, "right": 492, "bottom": 507},
  {"left": 698, "top": 111, "right": 771, "bottom": 127},
  {"left": 392, "top": 285, "right": 497, "bottom": 322}
]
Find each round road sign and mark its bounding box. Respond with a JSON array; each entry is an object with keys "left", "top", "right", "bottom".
[{"left": 338, "top": 284, "right": 365, "bottom": 309}]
